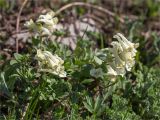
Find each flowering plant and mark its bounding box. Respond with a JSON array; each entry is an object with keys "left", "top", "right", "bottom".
[
  {"left": 106, "top": 33, "right": 139, "bottom": 81},
  {"left": 1, "top": 9, "right": 160, "bottom": 120},
  {"left": 24, "top": 11, "right": 58, "bottom": 37},
  {"left": 36, "top": 49, "right": 66, "bottom": 77}
]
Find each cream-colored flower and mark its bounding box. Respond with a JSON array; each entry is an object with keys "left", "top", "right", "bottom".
[
  {"left": 106, "top": 65, "right": 119, "bottom": 82},
  {"left": 107, "top": 62, "right": 126, "bottom": 76},
  {"left": 36, "top": 49, "right": 66, "bottom": 77},
  {"left": 107, "top": 33, "right": 138, "bottom": 81},
  {"left": 107, "top": 65, "right": 117, "bottom": 76},
  {"left": 40, "top": 27, "right": 52, "bottom": 36},
  {"left": 113, "top": 33, "right": 138, "bottom": 71},
  {"left": 24, "top": 11, "right": 58, "bottom": 37},
  {"left": 37, "top": 11, "right": 58, "bottom": 35},
  {"left": 24, "top": 19, "right": 37, "bottom": 31},
  {"left": 114, "top": 33, "right": 138, "bottom": 57},
  {"left": 109, "top": 42, "right": 125, "bottom": 68},
  {"left": 37, "top": 11, "right": 58, "bottom": 27},
  {"left": 114, "top": 33, "right": 139, "bottom": 50}
]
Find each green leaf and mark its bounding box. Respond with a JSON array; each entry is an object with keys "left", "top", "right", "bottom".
[
  {"left": 53, "top": 30, "right": 66, "bottom": 36},
  {"left": 90, "top": 68, "right": 103, "bottom": 78},
  {"left": 14, "top": 53, "right": 23, "bottom": 60},
  {"left": 81, "top": 79, "right": 94, "bottom": 84},
  {"left": 49, "top": 96, "right": 54, "bottom": 101},
  {"left": 94, "top": 56, "right": 103, "bottom": 65},
  {"left": 32, "top": 37, "right": 40, "bottom": 46},
  {"left": 83, "top": 102, "right": 93, "bottom": 113},
  {"left": 103, "top": 86, "right": 114, "bottom": 103},
  {"left": 86, "top": 96, "right": 94, "bottom": 107},
  {"left": 10, "top": 60, "right": 17, "bottom": 65},
  {"left": 94, "top": 95, "right": 101, "bottom": 112},
  {"left": 0, "top": 72, "right": 10, "bottom": 96}
]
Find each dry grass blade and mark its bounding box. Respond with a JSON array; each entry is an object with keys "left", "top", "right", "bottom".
[
  {"left": 16, "top": 0, "right": 28, "bottom": 53},
  {"left": 55, "top": 2, "right": 124, "bottom": 23}
]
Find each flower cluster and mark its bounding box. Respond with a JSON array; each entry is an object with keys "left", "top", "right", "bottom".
[
  {"left": 24, "top": 11, "right": 66, "bottom": 78},
  {"left": 24, "top": 11, "right": 58, "bottom": 37},
  {"left": 107, "top": 33, "right": 139, "bottom": 81},
  {"left": 36, "top": 49, "right": 66, "bottom": 78},
  {"left": 24, "top": 11, "right": 138, "bottom": 80}
]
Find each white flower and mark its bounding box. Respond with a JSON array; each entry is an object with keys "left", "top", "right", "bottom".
[
  {"left": 107, "top": 65, "right": 117, "bottom": 76},
  {"left": 113, "top": 33, "right": 138, "bottom": 71},
  {"left": 37, "top": 11, "right": 58, "bottom": 27},
  {"left": 107, "top": 33, "right": 138, "bottom": 81},
  {"left": 113, "top": 33, "right": 138, "bottom": 59},
  {"left": 106, "top": 63, "right": 125, "bottom": 82},
  {"left": 114, "top": 33, "right": 139, "bottom": 50},
  {"left": 24, "top": 19, "right": 37, "bottom": 31},
  {"left": 36, "top": 49, "right": 66, "bottom": 77},
  {"left": 24, "top": 11, "right": 58, "bottom": 37},
  {"left": 24, "top": 19, "right": 34, "bottom": 27},
  {"left": 109, "top": 42, "right": 125, "bottom": 68},
  {"left": 37, "top": 11, "right": 58, "bottom": 35},
  {"left": 107, "top": 62, "right": 126, "bottom": 77},
  {"left": 40, "top": 27, "right": 52, "bottom": 36}
]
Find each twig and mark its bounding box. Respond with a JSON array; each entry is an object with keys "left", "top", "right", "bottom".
[
  {"left": 80, "top": 14, "right": 105, "bottom": 25},
  {"left": 0, "top": 27, "right": 6, "bottom": 31},
  {"left": 12, "top": 30, "right": 29, "bottom": 35},
  {"left": 0, "top": 51, "right": 11, "bottom": 60},
  {"left": 16, "top": 0, "right": 28, "bottom": 53},
  {"left": 21, "top": 103, "right": 29, "bottom": 120},
  {"left": 55, "top": 2, "right": 124, "bottom": 23}
]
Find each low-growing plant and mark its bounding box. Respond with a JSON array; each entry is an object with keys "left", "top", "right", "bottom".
[{"left": 0, "top": 10, "right": 160, "bottom": 120}]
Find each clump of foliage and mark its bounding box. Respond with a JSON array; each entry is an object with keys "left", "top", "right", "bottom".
[{"left": 0, "top": 10, "right": 160, "bottom": 120}]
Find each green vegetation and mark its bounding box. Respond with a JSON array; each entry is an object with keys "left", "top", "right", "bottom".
[{"left": 0, "top": 0, "right": 160, "bottom": 120}]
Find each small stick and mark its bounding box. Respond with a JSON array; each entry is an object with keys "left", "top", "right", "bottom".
[
  {"left": 21, "top": 103, "right": 29, "bottom": 120},
  {"left": 16, "top": 0, "right": 28, "bottom": 53},
  {"left": 55, "top": 2, "right": 124, "bottom": 23}
]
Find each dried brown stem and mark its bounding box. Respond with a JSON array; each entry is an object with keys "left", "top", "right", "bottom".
[
  {"left": 55, "top": 2, "right": 124, "bottom": 23},
  {"left": 16, "top": 0, "right": 28, "bottom": 53}
]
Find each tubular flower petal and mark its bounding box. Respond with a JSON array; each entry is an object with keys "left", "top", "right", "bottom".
[
  {"left": 24, "top": 11, "right": 58, "bottom": 37},
  {"left": 36, "top": 49, "right": 66, "bottom": 77},
  {"left": 37, "top": 11, "right": 58, "bottom": 26},
  {"left": 24, "top": 19, "right": 34, "bottom": 28},
  {"left": 24, "top": 19, "right": 38, "bottom": 32},
  {"left": 107, "top": 65, "right": 117, "bottom": 76},
  {"left": 36, "top": 11, "right": 58, "bottom": 35},
  {"left": 107, "top": 33, "right": 138, "bottom": 80}
]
